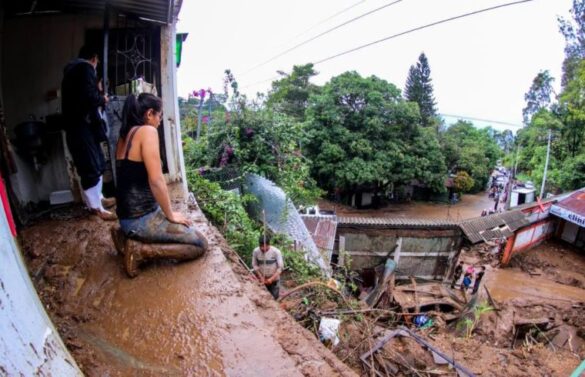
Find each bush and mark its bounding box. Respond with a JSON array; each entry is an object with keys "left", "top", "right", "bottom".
[{"left": 187, "top": 169, "right": 259, "bottom": 264}]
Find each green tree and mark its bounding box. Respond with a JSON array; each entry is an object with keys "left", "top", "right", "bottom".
[
  {"left": 305, "top": 71, "right": 444, "bottom": 195},
  {"left": 453, "top": 171, "right": 474, "bottom": 193},
  {"left": 558, "top": 60, "right": 585, "bottom": 157},
  {"left": 494, "top": 129, "right": 515, "bottom": 154},
  {"left": 404, "top": 52, "right": 437, "bottom": 127},
  {"left": 558, "top": 0, "right": 585, "bottom": 87},
  {"left": 522, "top": 70, "right": 555, "bottom": 124},
  {"left": 440, "top": 121, "right": 502, "bottom": 191},
  {"left": 266, "top": 63, "right": 319, "bottom": 121}
]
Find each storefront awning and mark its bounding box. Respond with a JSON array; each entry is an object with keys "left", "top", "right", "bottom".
[{"left": 550, "top": 189, "right": 585, "bottom": 227}]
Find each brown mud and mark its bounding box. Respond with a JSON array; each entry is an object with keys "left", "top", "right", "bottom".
[
  {"left": 320, "top": 191, "right": 495, "bottom": 220},
  {"left": 19, "top": 194, "right": 356, "bottom": 376}
]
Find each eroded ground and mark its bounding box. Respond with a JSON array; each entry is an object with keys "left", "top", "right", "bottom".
[
  {"left": 281, "top": 240, "right": 585, "bottom": 376},
  {"left": 19, "top": 198, "right": 355, "bottom": 376}
]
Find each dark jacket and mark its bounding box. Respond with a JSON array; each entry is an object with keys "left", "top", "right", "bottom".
[{"left": 61, "top": 59, "right": 105, "bottom": 129}]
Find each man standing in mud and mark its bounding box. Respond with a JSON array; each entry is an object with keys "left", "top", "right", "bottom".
[
  {"left": 62, "top": 45, "right": 116, "bottom": 220},
  {"left": 252, "top": 235, "right": 284, "bottom": 299},
  {"left": 472, "top": 266, "right": 486, "bottom": 294},
  {"left": 451, "top": 261, "right": 464, "bottom": 289}
]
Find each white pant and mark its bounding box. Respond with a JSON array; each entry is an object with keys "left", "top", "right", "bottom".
[{"left": 81, "top": 176, "right": 105, "bottom": 211}]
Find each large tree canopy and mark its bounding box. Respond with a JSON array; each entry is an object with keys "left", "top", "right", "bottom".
[
  {"left": 514, "top": 0, "right": 585, "bottom": 193},
  {"left": 522, "top": 70, "right": 555, "bottom": 124},
  {"left": 558, "top": 0, "right": 585, "bottom": 87},
  {"left": 439, "top": 121, "right": 502, "bottom": 192},
  {"left": 304, "top": 71, "right": 445, "bottom": 194},
  {"left": 266, "top": 63, "right": 319, "bottom": 121},
  {"left": 404, "top": 52, "right": 437, "bottom": 127}
]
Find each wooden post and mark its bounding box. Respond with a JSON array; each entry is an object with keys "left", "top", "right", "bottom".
[{"left": 338, "top": 236, "right": 345, "bottom": 267}]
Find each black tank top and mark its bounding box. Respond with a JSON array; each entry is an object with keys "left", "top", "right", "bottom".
[{"left": 115, "top": 127, "right": 158, "bottom": 219}]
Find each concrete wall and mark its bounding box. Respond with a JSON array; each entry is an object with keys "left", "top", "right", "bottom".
[
  {"left": 0, "top": 189, "right": 81, "bottom": 375},
  {"left": 337, "top": 227, "right": 461, "bottom": 281},
  {"left": 2, "top": 13, "right": 102, "bottom": 205},
  {"left": 159, "top": 23, "right": 186, "bottom": 190}
]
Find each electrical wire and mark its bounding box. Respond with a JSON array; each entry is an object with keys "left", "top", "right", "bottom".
[
  {"left": 239, "top": 0, "right": 535, "bottom": 93},
  {"left": 240, "top": 0, "right": 404, "bottom": 76},
  {"left": 440, "top": 113, "right": 523, "bottom": 128},
  {"left": 286, "top": 0, "right": 367, "bottom": 43},
  {"left": 313, "top": 0, "right": 535, "bottom": 65}
]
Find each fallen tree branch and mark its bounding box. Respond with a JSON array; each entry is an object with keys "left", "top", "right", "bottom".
[{"left": 277, "top": 281, "right": 350, "bottom": 307}]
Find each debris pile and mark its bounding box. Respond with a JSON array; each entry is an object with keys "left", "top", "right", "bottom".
[{"left": 280, "top": 240, "right": 585, "bottom": 376}]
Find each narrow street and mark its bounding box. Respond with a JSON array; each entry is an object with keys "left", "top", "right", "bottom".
[{"left": 321, "top": 191, "right": 496, "bottom": 220}]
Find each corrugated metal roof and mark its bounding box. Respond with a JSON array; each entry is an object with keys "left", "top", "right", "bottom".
[
  {"left": 5, "top": 0, "right": 182, "bottom": 24},
  {"left": 338, "top": 216, "right": 459, "bottom": 229},
  {"left": 302, "top": 215, "right": 337, "bottom": 252},
  {"left": 552, "top": 189, "right": 585, "bottom": 216},
  {"left": 459, "top": 210, "right": 529, "bottom": 244}
]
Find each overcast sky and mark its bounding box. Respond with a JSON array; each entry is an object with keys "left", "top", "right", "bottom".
[{"left": 176, "top": 0, "right": 573, "bottom": 132}]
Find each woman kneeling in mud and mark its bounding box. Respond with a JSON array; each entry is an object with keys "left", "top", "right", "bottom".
[{"left": 111, "top": 93, "right": 207, "bottom": 277}]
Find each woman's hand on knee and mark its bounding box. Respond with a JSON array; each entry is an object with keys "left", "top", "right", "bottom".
[{"left": 167, "top": 211, "right": 192, "bottom": 226}]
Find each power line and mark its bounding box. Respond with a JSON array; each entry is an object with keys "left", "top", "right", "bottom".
[
  {"left": 286, "top": 0, "right": 367, "bottom": 43},
  {"left": 241, "top": 0, "right": 404, "bottom": 76},
  {"left": 440, "top": 113, "right": 523, "bottom": 128},
  {"left": 313, "top": 0, "right": 535, "bottom": 65},
  {"left": 241, "top": 75, "right": 280, "bottom": 90},
  {"left": 239, "top": 0, "right": 535, "bottom": 95}
]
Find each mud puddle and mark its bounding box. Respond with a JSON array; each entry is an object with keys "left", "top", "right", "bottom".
[{"left": 485, "top": 268, "right": 585, "bottom": 303}]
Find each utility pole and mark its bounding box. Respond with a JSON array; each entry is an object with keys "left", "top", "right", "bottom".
[
  {"left": 540, "top": 129, "right": 552, "bottom": 199},
  {"left": 513, "top": 143, "right": 520, "bottom": 179}
]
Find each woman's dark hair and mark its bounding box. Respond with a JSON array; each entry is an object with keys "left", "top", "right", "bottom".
[{"left": 120, "top": 93, "right": 163, "bottom": 139}]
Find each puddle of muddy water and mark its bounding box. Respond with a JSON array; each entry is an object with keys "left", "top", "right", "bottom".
[{"left": 485, "top": 268, "right": 585, "bottom": 303}]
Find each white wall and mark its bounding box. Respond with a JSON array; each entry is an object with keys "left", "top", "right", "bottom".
[
  {"left": 0, "top": 198, "right": 81, "bottom": 375},
  {"left": 160, "top": 23, "right": 187, "bottom": 192}
]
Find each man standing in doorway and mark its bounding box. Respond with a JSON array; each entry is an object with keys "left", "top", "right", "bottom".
[
  {"left": 62, "top": 45, "right": 116, "bottom": 220},
  {"left": 252, "top": 234, "right": 284, "bottom": 299}
]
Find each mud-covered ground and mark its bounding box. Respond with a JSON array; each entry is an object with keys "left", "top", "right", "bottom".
[
  {"left": 19, "top": 194, "right": 356, "bottom": 376},
  {"left": 321, "top": 191, "right": 496, "bottom": 220},
  {"left": 448, "top": 240, "right": 585, "bottom": 376}
]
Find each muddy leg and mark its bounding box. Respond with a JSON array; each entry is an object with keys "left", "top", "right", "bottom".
[
  {"left": 110, "top": 226, "right": 126, "bottom": 255},
  {"left": 124, "top": 238, "right": 208, "bottom": 278}
]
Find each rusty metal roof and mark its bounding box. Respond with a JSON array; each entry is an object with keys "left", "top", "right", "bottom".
[
  {"left": 301, "top": 215, "right": 337, "bottom": 252},
  {"left": 5, "top": 0, "right": 182, "bottom": 24},
  {"left": 458, "top": 210, "right": 529, "bottom": 244},
  {"left": 338, "top": 216, "right": 459, "bottom": 229},
  {"left": 552, "top": 189, "right": 585, "bottom": 216}
]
